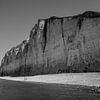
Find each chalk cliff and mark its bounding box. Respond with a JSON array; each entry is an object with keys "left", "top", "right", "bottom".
[{"left": 1, "top": 11, "right": 100, "bottom": 76}]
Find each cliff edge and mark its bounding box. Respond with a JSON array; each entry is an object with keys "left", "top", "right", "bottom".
[{"left": 1, "top": 11, "right": 100, "bottom": 76}]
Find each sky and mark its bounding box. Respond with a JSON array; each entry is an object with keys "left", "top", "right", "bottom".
[{"left": 0, "top": 0, "right": 100, "bottom": 64}]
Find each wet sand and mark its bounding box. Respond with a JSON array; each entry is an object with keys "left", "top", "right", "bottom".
[{"left": 0, "top": 79, "right": 100, "bottom": 100}]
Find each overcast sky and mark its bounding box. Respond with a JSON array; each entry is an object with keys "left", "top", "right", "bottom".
[{"left": 0, "top": 0, "right": 100, "bottom": 64}]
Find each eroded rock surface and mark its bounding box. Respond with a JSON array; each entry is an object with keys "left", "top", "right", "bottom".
[{"left": 1, "top": 11, "right": 100, "bottom": 76}]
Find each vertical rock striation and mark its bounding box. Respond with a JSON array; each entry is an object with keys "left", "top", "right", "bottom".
[{"left": 1, "top": 11, "right": 100, "bottom": 76}]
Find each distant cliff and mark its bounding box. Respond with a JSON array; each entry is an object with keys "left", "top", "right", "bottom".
[{"left": 1, "top": 11, "right": 100, "bottom": 76}]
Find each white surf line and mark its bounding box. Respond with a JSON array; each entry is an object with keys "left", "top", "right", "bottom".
[
  {"left": 0, "top": 76, "right": 25, "bottom": 81},
  {"left": 0, "top": 73, "right": 100, "bottom": 86}
]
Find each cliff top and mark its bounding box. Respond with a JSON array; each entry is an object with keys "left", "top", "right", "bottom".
[{"left": 41, "top": 11, "right": 100, "bottom": 20}]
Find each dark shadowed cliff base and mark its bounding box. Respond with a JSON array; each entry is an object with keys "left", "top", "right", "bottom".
[
  {"left": 0, "top": 79, "right": 100, "bottom": 100},
  {"left": 1, "top": 11, "right": 100, "bottom": 76}
]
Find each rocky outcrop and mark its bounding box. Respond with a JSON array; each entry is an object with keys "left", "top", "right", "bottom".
[{"left": 1, "top": 11, "right": 100, "bottom": 76}]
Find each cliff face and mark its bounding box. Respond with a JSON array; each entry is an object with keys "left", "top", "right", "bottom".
[{"left": 1, "top": 11, "right": 100, "bottom": 76}]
